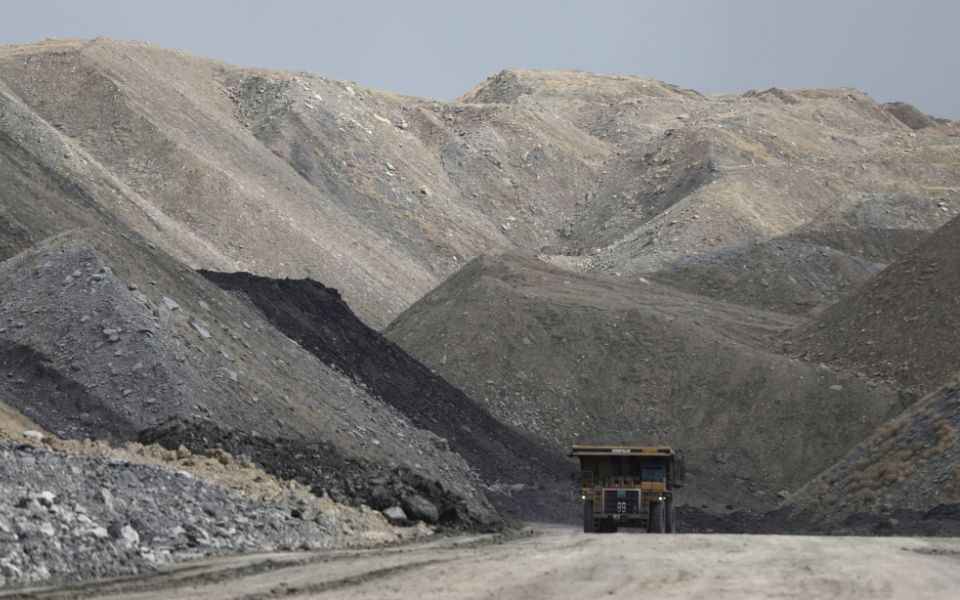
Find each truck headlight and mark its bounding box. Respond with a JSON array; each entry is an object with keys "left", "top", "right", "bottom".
[{"left": 581, "top": 495, "right": 586, "bottom": 500}]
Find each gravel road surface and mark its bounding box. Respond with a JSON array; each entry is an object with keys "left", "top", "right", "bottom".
[{"left": 5, "top": 527, "right": 960, "bottom": 599}]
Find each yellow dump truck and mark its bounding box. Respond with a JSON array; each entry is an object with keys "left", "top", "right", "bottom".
[{"left": 570, "top": 445, "right": 684, "bottom": 533}]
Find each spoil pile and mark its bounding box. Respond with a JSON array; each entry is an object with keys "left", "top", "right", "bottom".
[
  {"left": 200, "top": 271, "right": 576, "bottom": 522},
  {"left": 791, "top": 215, "right": 960, "bottom": 395},
  {"left": 650, "top": 240, "right": 884, "bottom": 315},
  {"left": 386, "top": 255, "right": 909, "bottom": 511},
  {"left": 0, "top": 231, "right": 498, "bottom": 530},
  {"left": 1, "top": 37, "right": 959, "bottom": 548}
]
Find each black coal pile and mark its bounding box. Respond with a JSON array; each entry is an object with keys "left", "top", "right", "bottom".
[{"left": 200, "top": 271, "right": 578, "bottom": 522}]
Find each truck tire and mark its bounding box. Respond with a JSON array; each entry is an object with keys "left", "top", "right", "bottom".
[
  {"left": 666, "top": 497, "right": 677, "bottom": 533},
  {"left": 583, "top": 499, "right": 597, "bottom": 533},
  {"left": 648, "top": 501, "right": 666, "bottom": 534}
]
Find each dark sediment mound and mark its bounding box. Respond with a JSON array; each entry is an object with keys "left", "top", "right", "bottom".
[
  {"left": 0, "top": 339, "right": 136, "bottom": 442},
  {"left": 790, "top": 215, "right": 960, "bottom": 395},
  {"left": 138, "top": 418, "right": 490, "bottom": 529},
  {"left": 199, "top": 270, "right": 577, "bottom": 523}
]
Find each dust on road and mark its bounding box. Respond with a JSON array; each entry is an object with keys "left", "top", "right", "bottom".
[{"left": 6, "top": 527, "right": 960, "bottom": 600}]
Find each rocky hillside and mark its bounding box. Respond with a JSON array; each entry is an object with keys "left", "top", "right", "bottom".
[
  {"left": 0, "top": 229, "right": 498, "bottom": 528},
  {"left": 385, "top": 255, "right": 910, "bottom": 511},
  {"left": 468, "top": 72, "right": 959, "bottom": 274},
  {"left": 1, "top": 36, "right": 960, "bottom": 545},
  {"left": 0, "top": 425, "right": 416, "bottom": 588},
  {"left": 779, "top": 216, "right": 960, "bottom": 530},
  {"left": 1, "top": 40, "right": 958, "bottom": 329},
  {"left": 790, "top": 215, "right": 960, "bottom": 394}
]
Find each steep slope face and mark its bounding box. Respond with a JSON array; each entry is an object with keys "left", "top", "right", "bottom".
[
  {"left": 790, "top": 215, "right": 960, "bottom": 395},
  {"left": 386, "top": 255, "right": 909, "bottom": 511},
  {"left": 0, "top": 41, "right": 605, "bottom": 327},
  {"left": 0, "top": 73, "right": 143, "bottom": 260},
  {"left": 650, "top": 241, "right": 884, "bottom": 315},
  {"left": 229, "top": 72, "right": 610, "bottom": 259},
  {"left": 784, "top": 381, "right": 960, "bottom": 526},
  {"left": 0, "top": 40, "right": 443, "bottom": 327},
  {"left": 464, "top": 71, "right": 960, "bottom": 275},
  {"left": 2, "top": 42, "right": 959, "bottom": 328},
  {"left": 0, "top": 230, "right": 497, "bottom": 527},
  {"left": 199, "top": 271, "right": 576, "bottom": 522}
]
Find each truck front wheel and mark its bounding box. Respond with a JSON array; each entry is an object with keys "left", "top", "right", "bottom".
[
  {"left": 647, "top": 501, "right": 666, "bottom": 533},
  {"left": 583, "top": 499, "right": 598, "bottom": 533},
  {"left": 666, "top": 497, "right": 677, "bottom": 533}
]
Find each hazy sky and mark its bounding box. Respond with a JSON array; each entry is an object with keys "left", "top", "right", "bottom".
[{"left": 1, "top": 0, "right": 957, "bottom": 118}]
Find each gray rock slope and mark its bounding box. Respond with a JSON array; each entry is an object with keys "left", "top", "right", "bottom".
[
  {"left": 1, "top": 40, "right": 957, "bottom": 327},
  {"left": 790, "top": 214, "right": 960, "bottom": 396},
  {"left": 0, "top": 229, "right": 497, "bottom": 528},
  {"left": 650, "top": 240, "right": 885, "bottom": 316},
  {"left": 0, "top": 37, "right": 958, "bottom": 539},
  {"left": 0, "top": 443, "right": 346, "bottom": 588},
  {"left": 386, "top": 254, "right": 911, "bottom": 512}
]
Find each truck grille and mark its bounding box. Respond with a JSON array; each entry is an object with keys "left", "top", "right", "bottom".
[{"left": 603, "top": 489, "right": 640, "bottom": 514}]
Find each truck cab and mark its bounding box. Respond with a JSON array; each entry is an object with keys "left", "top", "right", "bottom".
[{"left": 570, "top": 445, "right": 684, "bottom": 533}]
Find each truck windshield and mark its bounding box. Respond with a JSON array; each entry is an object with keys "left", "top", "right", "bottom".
[{"left": 642, "top": 466, "right": 665, "bottom": 482}]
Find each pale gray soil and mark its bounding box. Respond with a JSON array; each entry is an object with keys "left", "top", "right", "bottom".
[{"left": 7, "top": 527, "right": 960, "bottom": 600}]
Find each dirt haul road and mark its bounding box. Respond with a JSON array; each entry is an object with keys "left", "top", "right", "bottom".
[{"left": 5, "top": 527, "right": 960, "bottom": 600}]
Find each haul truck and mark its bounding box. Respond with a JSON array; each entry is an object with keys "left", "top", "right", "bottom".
[{"left": 570, "top": 445, "right": 684, "bottom": 533}]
